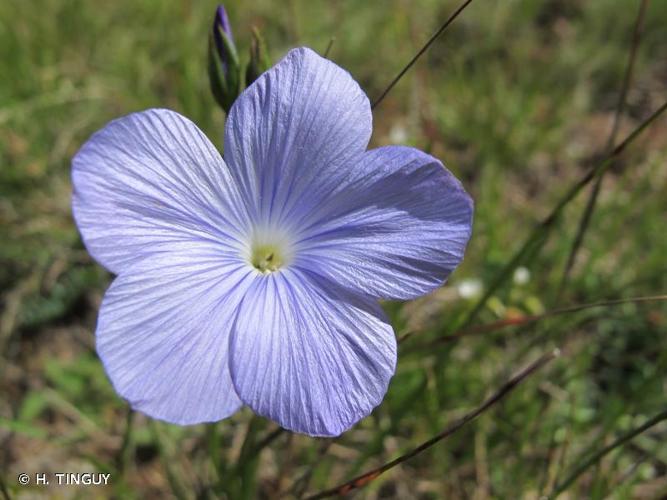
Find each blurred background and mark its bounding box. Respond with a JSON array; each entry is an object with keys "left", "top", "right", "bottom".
[{"left": 1, "top": 0, "right": 666, "bottom": 498}]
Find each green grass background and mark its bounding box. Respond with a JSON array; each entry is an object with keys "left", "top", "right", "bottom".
[{"left": 1, "top": 0, "right": 666, "bottom": 498}]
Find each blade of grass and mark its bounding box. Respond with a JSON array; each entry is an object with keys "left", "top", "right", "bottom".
[
  {"left": 371, "top": 0, "right": 475, "bottom": 110},
  {"left": 557, "top": 0, "right": 650, "bottom": 298},
  {"left": 547, "top": 408, "right": 667, "bottom": 499},
  {"left": 304, "top": 349, "right": 559, "bottom": 499},
  {"left": 456, "top": 100, "right": 667, "bottom": 330}
]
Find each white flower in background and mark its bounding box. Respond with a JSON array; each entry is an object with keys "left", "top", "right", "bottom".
[
  {"left": 513, "top": 266, "right": 530, "bottom": 285},
  {"left": 457, "top": 278, "right": 483, "bottom": 299}
]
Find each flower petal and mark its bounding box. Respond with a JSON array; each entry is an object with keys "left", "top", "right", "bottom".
[
  {"left": 229, "top": 270, "right": 396, "bottom": 437},
  {"left": 96, "top": 243, "right": 256, "bottom": 424},
  {"left": 224, "top": 47, "right": 372, "bottom": 228},
  {"left": 297, "top": 146, "right": 474, "bottom": 300},
  {"left": 72, "top": 108, "right": 250, "bottom": 275}
]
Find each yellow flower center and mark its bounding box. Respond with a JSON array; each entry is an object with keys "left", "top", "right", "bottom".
[
  {"left": 246, "top": 226, "right": 295, "bottom": 275},
  {"left": 251, "top": 244, "right": 285, "bottom": 274}
]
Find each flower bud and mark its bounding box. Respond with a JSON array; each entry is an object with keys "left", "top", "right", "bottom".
[
  {"left": 208, "top": 5, "right": 241, "bottom": 113},
  {"left": 213, "top": 6, "right": 234, "bottom": 59},
  {"left": 245, "top": 27, "right": 271, "bottom": 87}
]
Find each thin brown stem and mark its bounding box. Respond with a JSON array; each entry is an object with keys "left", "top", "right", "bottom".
[
  {"left": 371, "top": 0, "right": 475, "bottom": 110},
  {"left": 304, "top": 350, "right": 559, "bottom": 499},
  {"left": 403, "top": 294, "right": 667, "bottom": 347},
  {"left": 558, "top": 0, "right": 649, "bottom": 297},
  {"left": 323, "top": 37, "right": 335, "bottom": 58}
]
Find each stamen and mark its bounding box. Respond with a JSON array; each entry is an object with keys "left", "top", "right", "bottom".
[
  {"left": 251, "top": 245, "right": 284, "bottom": 273},
  {"left": 246, "top": 225, "right": 295, "bottom": 274}
]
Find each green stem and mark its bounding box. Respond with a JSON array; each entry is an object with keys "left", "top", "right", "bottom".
[
  {"left": 207, "top": 423, "right": 225, "bottom": 495},
  {"left": 456, "top": 99, "right": 667, "bottom": 330},
  {"left": 228, "top": 416, "right": 263, "bottom": 500},
  {"left": 548, "top": 408, "right": 667, "bottom": 499},
  {"left": 115, "top": 407, "right": 134, "bottom": 476}
]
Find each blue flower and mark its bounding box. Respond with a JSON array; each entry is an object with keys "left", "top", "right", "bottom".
[{"left": 72, "top": 48, "right": 473, "bottom": 437}]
